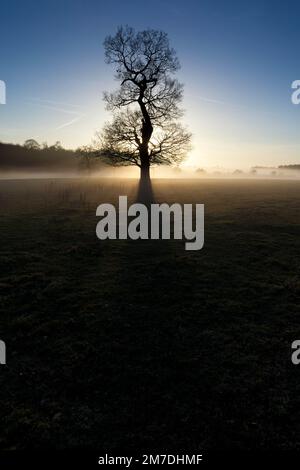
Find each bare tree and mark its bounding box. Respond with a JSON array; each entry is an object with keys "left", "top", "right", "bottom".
[
  {"left": 76, "top": 145, "right": 98, "bottom": 175},
  {"left": 24, "top": 139, "right": 40, "bottom": 150},
  {"left": 95, "top": 26, "right": 191, "bottom": 181}
]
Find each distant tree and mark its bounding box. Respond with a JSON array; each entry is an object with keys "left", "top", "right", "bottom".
[
  {"left": 76, "top": 145, "right": 98, "bottom": 174},
  {"left": 196, "top": 168, "right": 206, "bottom": 175},
  {"left": 52, "top": 141, "right": 62, "bottom": 150},
  {"left": 24, "top": 139, "right": 40, "bottom": 150},
  {"left": 233, "top": 169, "right": 243, "bottom": 175},
  {"left": 95, "top": 26, "right": 191, "bottom": 181}
]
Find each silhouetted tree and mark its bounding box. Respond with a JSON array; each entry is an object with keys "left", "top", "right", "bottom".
[
  {"left": 95, "top": 26, "right": 191, "bottom": 182},
  {"left": 76, "top": 145, "right": 99, "bottom": 174},
  {"left": 52, "top": 141, "right": 62, "bottom": 150},
  {"left": 24, "top": 139, "right": 40, "bottom": 150}
]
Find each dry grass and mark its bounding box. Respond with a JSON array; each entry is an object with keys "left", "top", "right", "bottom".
[{"left": 0, "top": 177, "right": 299, "bottom": 450}]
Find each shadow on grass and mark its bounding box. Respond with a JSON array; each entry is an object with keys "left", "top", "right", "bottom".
[{"left": 135, "top": 177, "right": 155, "bottom": 206}]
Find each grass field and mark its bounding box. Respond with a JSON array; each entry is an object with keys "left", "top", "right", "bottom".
[{"left": 0, "top": 177, "right": 299, "bottom": 450}]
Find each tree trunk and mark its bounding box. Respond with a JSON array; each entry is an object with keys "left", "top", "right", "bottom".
[
  {"left": 138, "top": 147, "right": 152, "bottom": 204},
  {"left": 137, "top": 162, "right": 153, "bottom": 205},
  {"left": 138, "top": 95, "right": 153, "bottom": 182}
]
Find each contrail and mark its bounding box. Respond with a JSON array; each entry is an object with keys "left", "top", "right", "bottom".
[
  {"left": 56, "top": 115, "right": 84, "bottom": 129},
  {"left": 195, "top": 95, "right": 227, "bottom": 105},
  {"left": 26, "top": 98, "right": 86, "bottom": 129},
  {"left": 28, "top": 98, "right": 83, "bottom": 108}
]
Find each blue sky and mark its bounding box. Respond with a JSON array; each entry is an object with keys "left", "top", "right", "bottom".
[{"left": 0, "top": 0, "right": 300, "bottom": 168}]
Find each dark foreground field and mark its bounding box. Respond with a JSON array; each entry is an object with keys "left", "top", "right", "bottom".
[{"left": 0, "top": 177, "right": 299, "bottom": 450}]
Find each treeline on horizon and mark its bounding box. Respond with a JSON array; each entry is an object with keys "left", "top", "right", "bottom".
[
  {"left": 278, "top": 164, "right": 300, "bottom": 170},
  {"left": 0, "top": 140, "right": 104, "bottom": 173},
  {"left": 0, "top": 139, "right": 299, "bottom": 174},
  {"left": 253, "top": 165, "right": 300, "bottom": 170}
]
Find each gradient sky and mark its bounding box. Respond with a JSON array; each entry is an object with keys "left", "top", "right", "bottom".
[{"left": 1, "top": 0, "right": 300, "bottom": 169}]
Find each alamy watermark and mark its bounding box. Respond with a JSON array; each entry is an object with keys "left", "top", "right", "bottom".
[
  {"left": 0, "top": 340, "right": 6, "bottom": 364},
  {"left": 96, "top": 196, "right": 204, "bottom": 251},
  {"left": 0, "top": 80, "right": 6, "bottom": 104},
  {"left": 291, "top": 340, "right": 300, "bottom": 365},
  {"left": 291, "top": 80, "right": 300, "bottom": 104}
]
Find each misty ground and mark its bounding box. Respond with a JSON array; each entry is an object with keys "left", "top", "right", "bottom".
[{"left": 0, "top": 177, "right": 299, "bottom": 450}]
